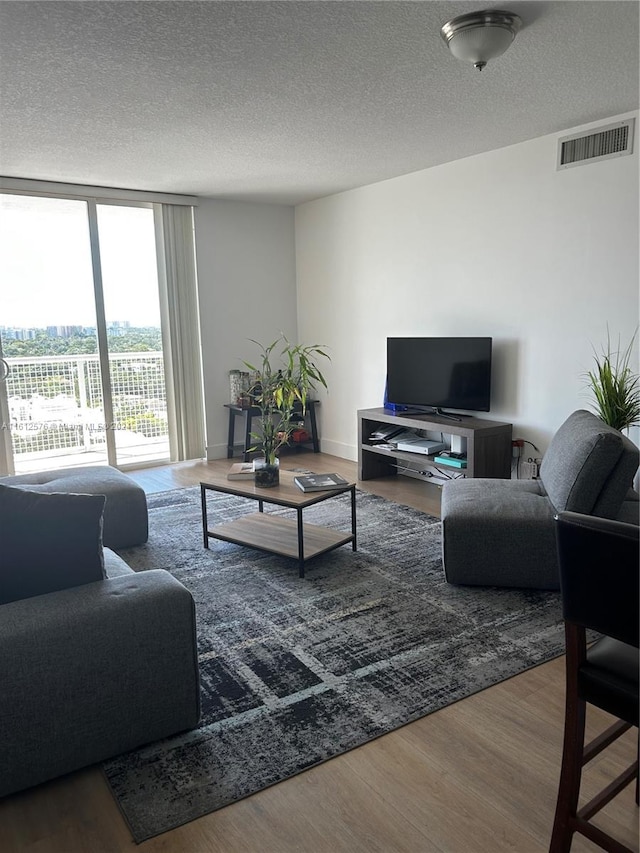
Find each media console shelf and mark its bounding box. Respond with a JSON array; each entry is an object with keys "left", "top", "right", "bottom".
[{"left": 358, "top": 407, "right": 513, "bottom": 484}]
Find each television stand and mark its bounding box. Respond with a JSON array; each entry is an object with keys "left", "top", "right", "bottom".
[{"left": 358, "top": 407, "right": 512, "bottom": 483}]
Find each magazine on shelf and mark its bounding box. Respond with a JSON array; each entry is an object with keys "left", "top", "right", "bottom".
[
  {"left": 226, "top": 462, "right": 255, "bottom": 480},
  {"left": 294, "top": 473, "right": 349, "bottom": 492}
]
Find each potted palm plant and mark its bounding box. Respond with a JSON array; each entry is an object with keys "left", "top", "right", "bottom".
[
  {"left": 585, "top": 328, "right": 640, "bottom": 432},
  {"left": 243, "top": 335, "right": 330, "bottom": 487}
]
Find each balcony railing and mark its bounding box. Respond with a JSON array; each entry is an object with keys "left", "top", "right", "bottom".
[{"left": 3, "top": 352, "right": 170, "bottom": 470}]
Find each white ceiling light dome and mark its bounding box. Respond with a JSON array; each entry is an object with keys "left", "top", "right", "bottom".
[{"left": 440, "top": 9, "right": 523, "bottom": 71}]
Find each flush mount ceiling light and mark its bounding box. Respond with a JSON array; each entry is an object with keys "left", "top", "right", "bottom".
[{"left": 440, "top": 9, "right": 522, "bottom": 71}]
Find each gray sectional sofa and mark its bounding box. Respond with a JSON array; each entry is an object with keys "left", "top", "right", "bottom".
[
  {"left": 0, "top": 471, "right": 200, "bottom": 798},
  {"left": 441, "top": 410, "right": 639, "bottom": 589}
]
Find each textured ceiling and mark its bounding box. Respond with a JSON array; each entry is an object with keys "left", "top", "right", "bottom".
[{"left": 0, "top": 1, "right": 638, "bottom": 205}]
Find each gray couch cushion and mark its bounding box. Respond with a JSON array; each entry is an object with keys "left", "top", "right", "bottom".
[
  {"left": 0, "top": 483, "right": 106, "bottom": 605},
  {"left": 103, "top": 547, "right": 134, "bottom": 578},
  {"left": 617, "top": 489, "right": 640, "bottom": 525},
  {"left": 591, "top": 433, "right": 640, "bottom": 517},
  {"left": 441, "top": 479, "right": 560, "bottom": 589},
  {"left": 540, "top": 410, "right": 637, "bottom": 517},
  {"left": 1, "top": 465, "right": 148, "bottom": 549}
]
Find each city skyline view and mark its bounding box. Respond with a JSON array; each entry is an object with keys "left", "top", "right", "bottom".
[
  {"left": 1, "top": 322, "right": 163, "bottom": 361},
  {"left": 1, "top": 320, "right": 154, "bottom": 339}
]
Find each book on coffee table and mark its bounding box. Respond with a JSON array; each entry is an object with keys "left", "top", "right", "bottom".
[
  {"left": 294, "top": 473, "right": 349, "bottom": 492},
  {"left": 227, "top": 462, "right": 255, "bottom": 480}
]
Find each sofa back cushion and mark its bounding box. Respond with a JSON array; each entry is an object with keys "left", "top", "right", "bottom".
[
  {"left": 0, "top": 483, "right": 106, "bottom": 605},
  {"left": 540, "top": 410, "right": 639, "bottom": 517}
]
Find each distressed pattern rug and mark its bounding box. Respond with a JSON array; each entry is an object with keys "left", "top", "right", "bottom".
[{"left": 104, "top": 485, "right": 564, "bottom": 842}]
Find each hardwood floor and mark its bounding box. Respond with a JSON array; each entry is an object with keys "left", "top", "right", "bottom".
[{"left": 1, "top": 453, "right": 637, "bottom": 853}]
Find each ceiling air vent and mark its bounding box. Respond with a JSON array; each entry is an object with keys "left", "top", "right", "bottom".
[{"left": 557, "top": 119, "right": 635, "bottom": 170}]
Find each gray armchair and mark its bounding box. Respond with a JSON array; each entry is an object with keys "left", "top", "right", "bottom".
[{"left": 441, "top": 410, "right": 639, "bottom": 589}]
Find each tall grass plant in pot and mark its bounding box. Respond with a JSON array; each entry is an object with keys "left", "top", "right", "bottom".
[
  {"left": 585, "top": 328, "right": 640, "bottom": 433},
  {"left": 243, "top": 336, "right": 329, "bottom": 487}
]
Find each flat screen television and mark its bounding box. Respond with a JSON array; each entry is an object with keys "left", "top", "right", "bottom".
[{"left": 386, "top": 337, "right": 492, "bottom": 418}]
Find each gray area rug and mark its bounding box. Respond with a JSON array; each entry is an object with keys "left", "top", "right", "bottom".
[{"left": 104, "top": 485, "right": 564, "bottom": 842}]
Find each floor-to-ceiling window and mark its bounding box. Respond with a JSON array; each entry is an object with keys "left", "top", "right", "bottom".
[{"left": 0, "top": 187, "right": 204, "bottom": 475}]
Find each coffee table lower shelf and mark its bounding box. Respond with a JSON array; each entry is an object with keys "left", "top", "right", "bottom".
[{"left": 206, "top": 513, "right": 355, "bottom": 576}]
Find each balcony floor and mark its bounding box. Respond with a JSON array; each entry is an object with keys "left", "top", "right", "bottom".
[{"left": 11, "top": 440, "right": 171, "bottom": 474}]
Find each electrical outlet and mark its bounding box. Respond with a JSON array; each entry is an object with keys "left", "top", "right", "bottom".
[{"left": 520, "top": 460, "right": 538, "bottom": 479}]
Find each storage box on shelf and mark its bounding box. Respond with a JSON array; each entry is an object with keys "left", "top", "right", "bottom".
[{"left": 357, "top": 407, "right": 513, "bottom": 485}]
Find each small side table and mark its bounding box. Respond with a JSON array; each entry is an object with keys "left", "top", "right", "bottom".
[{"left": 225, "top": 401, "right": 320, "bottom": 461}]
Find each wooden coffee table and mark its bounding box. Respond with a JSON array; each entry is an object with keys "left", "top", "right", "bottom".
[{"left": 200, "top": 470, "right": 357, "bottom": 577}]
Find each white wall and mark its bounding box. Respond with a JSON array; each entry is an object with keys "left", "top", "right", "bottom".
[
  {"left": 295, "top": 112, "right": 639, "bottom": 461},
  {"left": 194, "top": 199, "right": 297, "bottom": 459}
]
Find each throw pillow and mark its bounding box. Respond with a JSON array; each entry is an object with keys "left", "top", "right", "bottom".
[{"left": 0, "top": 483, "right": 106, "bottom": 605}]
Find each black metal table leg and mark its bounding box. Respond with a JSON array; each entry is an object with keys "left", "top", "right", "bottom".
[
  {"left": 201, "top": 484, "right": 209, "bottom": 548},
  {"left": 226, "top": 409, "right": 236, "bottom": 458},
  {"left": 308, "top": 401, "right": 320, "bottom": 453},
  {"left": 243, "top": 410, "right": 253, "bottom": 461},
  {"left": 297, "top": 507, "right": 305, "bottom": 577},
  {"left": 350, "top": 485, "right": 357, "bottom": 551}
]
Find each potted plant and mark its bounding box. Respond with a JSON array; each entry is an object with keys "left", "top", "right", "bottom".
[
  {"left": 585, "top": 328, "right": 640, "bottom": 432},
  {"left": 243, "top": 335, "right": 330, "bottom": 487}
]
